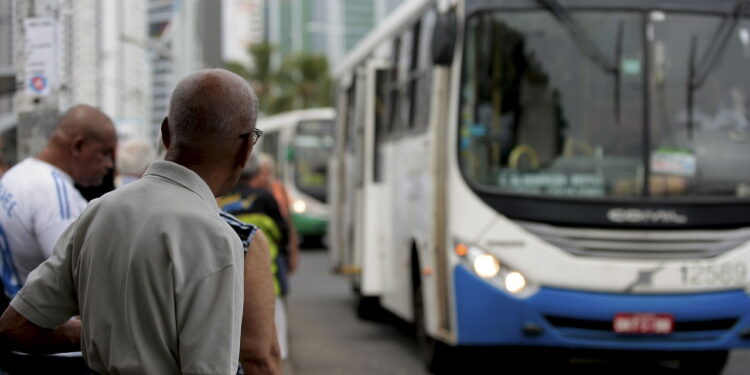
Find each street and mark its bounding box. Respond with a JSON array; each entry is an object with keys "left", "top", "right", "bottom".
[{"left": 286, "top": 250, "right": 750, "bottom": 375}]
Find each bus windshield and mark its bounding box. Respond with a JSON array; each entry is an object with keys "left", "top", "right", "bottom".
[
  {"left": 294, "top": 120, "right": 334, "bottom": 203},
  {"left": 459, "top": 9, "right": 750, "bottom": 200}
]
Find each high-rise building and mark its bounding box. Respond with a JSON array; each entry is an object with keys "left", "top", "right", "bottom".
[
  {"left": 0, "top": 0, "right": 15, "bottom": 167},
  {"left": 0, "top": 0, "right": 14, "bottom": 134},
  {"left": 59, "top": 0, "right": 151, "bottom": 140},
  {"left": 149, "top": 0, "right": 174, "bottom": 131},
  {"left": 267, "top": 0, "right": 405, "bottom": 70},
  {"left": 148, "top": 0, "right": 223, "bottom": 131},
  {"left": 6, "top": 0, "right": 150, "bottom": 161},
  {"left": 222, "top": 0, "right": 265, "bottom": 67}
]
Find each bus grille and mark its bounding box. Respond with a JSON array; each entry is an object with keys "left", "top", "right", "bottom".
[{"left": 517, "top": 221, "right": 750, "bottom": 260}]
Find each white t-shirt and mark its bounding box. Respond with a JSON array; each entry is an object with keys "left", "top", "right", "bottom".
[{"left": 0, "top": 158, "right": 88, "bottom": 295}]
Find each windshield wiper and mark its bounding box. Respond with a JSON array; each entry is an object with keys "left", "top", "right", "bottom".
[
  {"left": 686, "top": 0, "right": 748, "bottom": 139},
  {"left": 537, "top": 0, "right": 622, "bottom": 124},
  {"left": 537, "top": 0, "right": 618, "bottom": 74}
]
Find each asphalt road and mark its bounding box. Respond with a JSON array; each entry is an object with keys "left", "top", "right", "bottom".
[{"left": 285, "top": 250, "right": 750, "bottom": 375}]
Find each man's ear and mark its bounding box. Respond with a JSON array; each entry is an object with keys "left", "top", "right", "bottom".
[
  {"left": 71, "top": 136, "right": 86, "bottom": 158},
  {"left": 235, "top": 140, "right": 253, "bottom": 169},
  {"left": 160, "top": 118, "right": 171, "bottom": 150}
]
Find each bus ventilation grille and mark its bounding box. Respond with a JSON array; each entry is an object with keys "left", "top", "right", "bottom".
[{"left": 517, "top": 221, "right": 750, "bottom": 259}]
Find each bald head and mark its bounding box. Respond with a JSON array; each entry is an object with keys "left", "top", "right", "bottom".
[
  {"left": 162, "top": 69, "right": 260, "bottom": 197},
  {"left": 38, "top": 104, "right": 117, "bottom": 187},
  {"left": 167, "top": 69, "right": 258, "bottom": 151},
  {"left": 58, "top": 105, "right": 116, "bottom": 142}
]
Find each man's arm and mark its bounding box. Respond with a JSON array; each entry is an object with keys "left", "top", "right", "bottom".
[
  {"left": 0, "top": 306, "right": 80, "bottom": 354},
  {"left": 241, "top": 230, "right": 281, "bottom": 374}
]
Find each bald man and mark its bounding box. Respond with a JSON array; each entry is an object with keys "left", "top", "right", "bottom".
[
  {"left": 0, "top": 104, "right": 116, "bottom": 295},
  {"left": 0, "top": 70, "right": 278, "bottom": 375}
]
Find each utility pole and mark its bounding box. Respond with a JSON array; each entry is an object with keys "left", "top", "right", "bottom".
[{"left": 13, "top": 0, "right": 62, "bottom": 161}]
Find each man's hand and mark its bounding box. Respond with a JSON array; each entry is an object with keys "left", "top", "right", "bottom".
[{"left": 0, "top": 306, "right": 80, "bottom": 354}]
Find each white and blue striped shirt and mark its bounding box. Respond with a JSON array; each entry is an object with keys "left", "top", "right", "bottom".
[{"left": 0, "top": 158, "right": 88, "bottom": 297}]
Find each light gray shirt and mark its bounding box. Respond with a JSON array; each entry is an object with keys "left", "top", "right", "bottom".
[{"left": 11, "top": 160, "right": 245, "bottom": 375}]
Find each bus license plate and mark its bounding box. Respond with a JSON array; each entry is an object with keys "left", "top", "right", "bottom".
[{"left": 613, "top": 313, "right": 673, "bottom": 334}]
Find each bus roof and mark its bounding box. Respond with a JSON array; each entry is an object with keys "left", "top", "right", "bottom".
[
  {"left": 333, "top": 0, "right": 434, "bottom": 79},
  {"left": 257, "top": 108, "right": 336, "bottom": 133}
]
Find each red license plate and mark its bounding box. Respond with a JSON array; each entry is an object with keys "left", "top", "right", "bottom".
[{"left": 613, "top": 313, "right": 674, "bottom": 334}]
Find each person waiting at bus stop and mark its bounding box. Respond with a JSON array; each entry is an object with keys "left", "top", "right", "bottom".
[
  {"left": 0, "top": 69, "right": 279, "bottom": 375},
  {"left": 220, "top": 152, "right": 292, "bottom": 360},
  {"left": 0, "top": 104, "right": 116, "bottom": 375}
]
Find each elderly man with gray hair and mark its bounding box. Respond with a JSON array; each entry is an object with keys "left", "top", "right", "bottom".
[
  {"left": 115, "top": 138, "right": 157, "bottom": 187},
  {"left": 0, "top": 69, "right": 280, "bottom": 375}
]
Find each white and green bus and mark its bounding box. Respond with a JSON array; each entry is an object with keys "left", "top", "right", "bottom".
[
  {"left": 329, "top": 0, "right": 750, "bottom": 373},
  {"left": 257, "top": 108, "right": 335, "bottom": 244}
]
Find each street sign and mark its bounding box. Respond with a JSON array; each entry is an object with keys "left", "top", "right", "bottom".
[{"left": 23, "top": 17, "right": 56, "bottom": 97}]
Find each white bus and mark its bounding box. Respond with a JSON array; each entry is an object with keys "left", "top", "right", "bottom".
[
  {"left": 329, "top": 0, "right": 750, "bottom": 372},
  {"left": 256, "top": 108, "right": 335, "bottom": 243}
]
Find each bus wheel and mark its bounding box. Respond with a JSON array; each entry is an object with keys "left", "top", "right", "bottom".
[
  {"left": 678, "top": 350, "right": 728, "bottom": 375},
  {"left": 413, "top": 273, "right": 453, "bottom": 374},
  {"left": 354, "top": 286, "right": 384, "bottom": 322}
]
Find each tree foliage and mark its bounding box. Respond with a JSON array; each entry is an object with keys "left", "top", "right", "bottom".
[{"left": 226, "top": 42, "right": 332, "bottom": 115}]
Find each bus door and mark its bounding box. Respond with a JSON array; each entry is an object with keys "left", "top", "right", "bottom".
[{"left": 354, "top": 60, "right": 391, "bottom": 296}]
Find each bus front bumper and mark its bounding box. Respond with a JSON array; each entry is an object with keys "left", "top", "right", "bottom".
[
  {"left": 454, "top": 266, "right": 750, "bottom": 350},
  {"left": 291, "top": 213, "right": 327, "bottom": 237}
]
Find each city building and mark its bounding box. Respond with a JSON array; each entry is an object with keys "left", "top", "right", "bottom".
[
  {"left": 148, "top": 0, "right": 223, "bottom": 131},
  {"left": 5, "top": 0, "right": 151, "bottom": 162},
  {"left": 222, "top": 0, "right": 266, "bottom": 67},
  {"left": 267, "top": 0, "right": 404, "bottom": 70}
]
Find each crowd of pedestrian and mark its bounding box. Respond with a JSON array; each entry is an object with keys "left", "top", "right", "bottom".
[{"left": 0, "top": 69, "right": 295, "bottom": 375}]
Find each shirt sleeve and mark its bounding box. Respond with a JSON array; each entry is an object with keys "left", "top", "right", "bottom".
[
  {"left": 10, "top": 221, "right": 79, "bottom": 329},
  {"left": 176, "top": 260, "right": 243, "bottom": 374}
]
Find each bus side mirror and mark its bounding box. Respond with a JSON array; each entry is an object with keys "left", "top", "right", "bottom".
[{"left": 431, "top": 9, "right": 457, "bottom": 66}]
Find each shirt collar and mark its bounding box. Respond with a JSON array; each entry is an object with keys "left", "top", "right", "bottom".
[{"left": 143, "top": 160, "right": 218, "bottom": 212}]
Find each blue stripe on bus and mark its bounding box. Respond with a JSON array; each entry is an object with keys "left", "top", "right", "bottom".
[
  {"left": 0, "top": 224, "right": 21, "bottom": 298},
  {"left": 453, "top": 265, "right": 750, "bottom": 351}
]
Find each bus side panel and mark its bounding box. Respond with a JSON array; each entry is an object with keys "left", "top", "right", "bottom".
[{"left": 380, "top": 135, "right": 432, "bottom": 321}]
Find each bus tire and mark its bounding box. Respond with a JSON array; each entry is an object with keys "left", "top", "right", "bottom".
[
  {"left": 412, "top": 259, "right": 454, "bottom": 374},
  {"left": 678, "top": 350, "right": 728, "bottom": 375},
  {"left": 355, "top": 291, "right": 384, "bottom": 322}
]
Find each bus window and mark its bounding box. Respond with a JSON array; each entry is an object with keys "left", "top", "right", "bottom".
[
  {"left": 407, "top": 21, "right": 421, "bottom": 130},
  {"left": 397, "top": 29, "right": 414, "bottom": 133},
  {"left": 386, "top": 37, "right": 401, "bottom": 137},
  {"left": 294, "top": 120, "right": 335, "bottom": 203},
  {"left": 345, "top": 80, "right": 357, "bottom": 155},
  {"left": 460, "top": 11, "right": 645, "bottom": 198},
  {"left": 374, "top": 68, "right": 388, "bottom": 182},
  {"left": 415, "top": 8, "right": 436, "bottom": 131}
]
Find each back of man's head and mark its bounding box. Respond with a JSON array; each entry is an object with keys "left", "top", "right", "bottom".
[
  {"left": 162, "top": 69, "right": 259, "bottom": 196},
  {"left": 166, "top": 69, "right": 258, "bottom": 153}
]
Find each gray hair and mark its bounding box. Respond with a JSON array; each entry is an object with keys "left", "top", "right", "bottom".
[
  {"left": 117, "top": 138, "right": 156, "bottom": 176},
  {"left": 241, "top": 151, "right": 261, "bottom": 179},
  {"left": 258, "top": 152, "right": 275, "bottom": 173},
  {"left": 167, "top": 69, "right": 258, "bottom": 149}
]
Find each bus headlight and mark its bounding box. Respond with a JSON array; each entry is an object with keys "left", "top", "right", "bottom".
[
  {"left": 292, "top": 199, "right": 307, "bottom": 214},
  {"left": 455, "top": 241, "right": 537, "bottom": 297},
  {"left": 505, "top": 272, "right": 527, "bottom": 294},
  {"left": 473, "top": 254, "right": 500, "bottom": 279}
]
